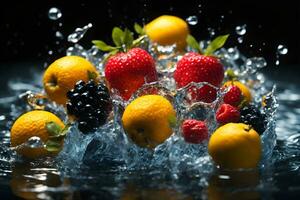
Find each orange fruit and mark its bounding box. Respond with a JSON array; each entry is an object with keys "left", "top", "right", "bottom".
[
  {"left": 43, "top": 56, "right": 99, "bottom": 105},
  {"left": 10, "top": 110, "right": 65, "bottom": 158},
  {"left": 145, "top": 15, "right": 189, "bottom": 50},
  {"left": 208, "top": 123, "right": 261, "bottom": 169},
  {"left": 223, "top": 81, "right": 252, "bottom": 105},
  {"left": 122, "top": 95, "right": 176, "bottom": 148}
]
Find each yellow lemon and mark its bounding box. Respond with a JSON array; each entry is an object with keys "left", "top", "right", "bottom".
[
  {"left": 122, "top": 95, "right": 176, "bottom": 148},
  {"left": 10, "top": 110, "right": 65, "bottom": 158},
  {"left": 43, "top": 56, "right": 99, "bottom": 105},
  {"left": 223, "top": 81, "right": 252, "bottom": 105},
  {"left": 145, "top": 15, "right": 189, "bottom": 50},
  {"left": 208, "top": 123, "right": 261, "bottom": 169}
]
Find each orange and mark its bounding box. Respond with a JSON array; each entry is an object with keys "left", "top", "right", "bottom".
[
  {"left": 145, "top": 15, "right": 189, "bottom": 50},
  {"left": 122, "top": 95, "right": 176, "bottom": 148},
  {"left": 10, "top": 110, "right": 65, "bottom": 158},
  {"left": 43, "top": 55, "right": 99, "bottom": 105},
  {"left": 223, "top": 81, "right": 252, "bottom": 105},
  {"left": 208, "top": 123, "right": 261, "bottom": 169}
]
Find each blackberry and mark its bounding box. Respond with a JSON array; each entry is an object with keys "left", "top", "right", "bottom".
[
  {"left": 239, "top": 104, "right": 266, "bottom": 135},
  {"left": 66, "top": 80, "right": 111, "bottom": 133}
]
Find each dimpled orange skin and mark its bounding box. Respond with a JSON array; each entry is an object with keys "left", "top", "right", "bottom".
[
  {"left": 208, "top": 123, "right": 261, "bottom": 169},
  {"left": 122, "top": 95, "right": 176, "bottom": 148},
  {"left": 223, "top": 81, "right": 252, "bottom": 105},
  {"left": 10, "top": 110, "right": 65, "bottom": 159},
  {"left": 43, "top": 56, "right": 99, "bottom": 105},
  {"left": 145, "top": 15, "right": 189, "bottom": 50}
]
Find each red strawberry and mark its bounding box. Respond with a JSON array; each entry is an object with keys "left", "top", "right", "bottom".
[
  {"left": 182, "top": 119, "right": 208, "bottom": 144},
  {"left": 216, "top": 104, "right": 240, "bottom": 124},
  {"left": 174, "top": 53, "right": 224, "bottom": 103},
  {"left": 223, "top": 85, "right": 242, "bottom": 107},
  {"left": 105, "top": 48, "right": 158, "bottom": 100}
]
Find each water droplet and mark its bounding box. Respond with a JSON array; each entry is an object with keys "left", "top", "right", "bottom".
[
  {"left": 48, "top": 50, "right": 53, "bottom": 55},
  {"left": 245, "top": 57, "right": 267, "bottom": 73},
  {"left": 207, "top": 27, "right": 215, "bottom": 37},
  {"left": 0, "top": 115, "right": 5, "bottom": 121},
  {"left": 48, "top": 7, "right": 62, "bottom": 20},
  {"left": 26, "top": 136, "right": 45, "bottom": 148},
  {"left": 59, "top": 22, "right": 63, "bottom": 27},
  {"left": 277, "top": 44, "right": 288, "bottom": 55},
  {"left": 226, "top": 47, "right": 240, "bottom": 60},
  {"left": 68, "top": 23, "right": 93, "bottom": 43},
  {"left": 275, "top": 59, "right": 280, "bottom": 66},
  {"left": 55, "top": 31, "right": 64, "bottom": 39},
  {"left": 237, "top": 37, "right": 243, "bottom": 43},
  {"left": 235, "top": 24, "right": 247, "bottom": 35},
  {"left": 186, "top": 16, "right": 198, "bottom": 25}
]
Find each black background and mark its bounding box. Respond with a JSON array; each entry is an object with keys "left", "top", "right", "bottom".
[{"left": 0, "top": 0, "right": 299, "bottom": 66}]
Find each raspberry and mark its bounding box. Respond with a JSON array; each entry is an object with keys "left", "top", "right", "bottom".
[
  {"left": 182, "top": 119, "right": 208, "bottom": 144},
  {"left": 240, "top": 104, "right": 266, "bottom": 135},
  {"left": 223, "top": 85, "right": 242, "bottom": 107},
  {"left": 66, "top": 80, "right": 111, "bottom": 133},
  {"left": 216, "top": 104, "right": 240, "bottom": 124}
]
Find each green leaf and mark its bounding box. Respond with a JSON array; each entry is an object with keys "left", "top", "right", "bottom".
[
  {"left": 45, "top": 140, "right": 61, "bottom": 152},
  {"left": 123, "top": 28, "right": 134, "bottom": 48},
  {"left": 134, "top": 23, "right": 144, "bottom": 35},
  {"left": 87, "top": 70, "right": 98, "bottom": 80},
  {"left": 204, "top": 34, "right": 229, "bottom": 56},
  {"left": 132, "top": 35, "right": 147, "bottom": 47},
  {"left": 112, "top": 27, "right": 124, "bottom": 46},
  {"left": 186, "top": 35, "right": 202, "bottom": 54},
  {"left": 225, "top": 68, "right": 237, "bottom": 80},
  {"left": 92, "top": 40, "right": 116, "bottom": 52},
  {"left": 168, "top": 115, "right": 177, "bottom": 128},
  {"left": 46, "top": 121, "right": 62, "bottom": 137}
]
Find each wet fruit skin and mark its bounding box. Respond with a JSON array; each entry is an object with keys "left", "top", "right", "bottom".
[
  {"left": 10, "top": 110, "right": 65, "bottom": 159},
  {"left": 208, "top": 123, "right": 261, "bottom": 169},
  {"left": 182, "top": 119, "right": 208, "bottom": 144},
  {"left": 223, "top": 81, "right": 252, "bottom": 105},
  {"left": 174, "top": 53, "right": 224, "bottom": 103},
  {"left": 105, "top": 48, "right": 158, "bottom": 100},
  {"left": 216, "top": 104, "right": 240, "bottom": 124},
  {"left": 122, "top": 95, "right": 176, "bottom": 148},
  {"left": 43, "top": 56, "right": 99, "bottom": 105},
  {"left": 223, "top": 85, "right": 242, "bottom": 107},
  {"left": 145, "top": 15, "right": 189, "bottom": 50},
  {"left": 66, "top": 80, "right": 111, "bottom": 133}
]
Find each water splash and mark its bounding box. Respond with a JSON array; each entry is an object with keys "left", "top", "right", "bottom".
[
  {"left": 48, "top": 7, "right": 62, "bottom": 21},
  {"left": 277, "top": 44, "right": 288, "bottom": 55},
  {"left": 67, "top": 23, "right": 93, "bottom": 43}
]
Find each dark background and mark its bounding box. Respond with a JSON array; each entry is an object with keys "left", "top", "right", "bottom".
[{"left": 0, "top": 0, "right": 299, "bottom": 66}]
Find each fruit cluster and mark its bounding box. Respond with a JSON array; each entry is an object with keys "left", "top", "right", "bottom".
[{"left": 66, "top": 80, "right": 111, "bottom": 133}]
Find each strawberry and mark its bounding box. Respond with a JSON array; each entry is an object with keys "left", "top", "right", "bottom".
[
  {"left": 174, "top": 53, "right": 224, "bottom": 103},
  {"left": 216, "top": 104, "right": 240, "bottom": 124},
  {"left": 105, "top": 48, "right": 157, "bottom": 100},
  {"left": 182, "top": 119, "right": 208, "bottom": 144},
  {"left": 174, "top": 34, "right": 229, "bottom": 103},
  {"left": 93, "top": 27, "right": 158, "bottom": 100},
  {"left": 223, "top": 85, "right": 242, "bottom": 107}
]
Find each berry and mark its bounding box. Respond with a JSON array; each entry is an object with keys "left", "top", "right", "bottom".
[
  {"left": 216, "top": 104, "right": 240, "bottom": 124},
  {"left": 66, "top": 80, "right": 111, "bottom": 133},
  {"left": 182, "top": 119, "right": 208, "bottom": 144},
  {"left": 174, "top": 53, "right": 224, "bottom": 103},
  {"left": 105, "top": 48, "right": 158, "bottom": 100},
  {"left": 223, "top": 85, "right": 242, "bottom": 107},
  {"left": 240, "top": 104, "right": 266, "bottom": 135}
]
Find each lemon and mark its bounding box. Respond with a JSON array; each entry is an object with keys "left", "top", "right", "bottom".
[
  {"left": 122, "top": 95, "right": 176, "bottom": 148},
  {"left": 208, "top": 123, "right": 261, "bottom": 169},
  {"left": 10, "top": 110, "right": 65, "bottom": 158},
  {"left": 43, "top": 56, "right": 99, "bottom": 105},
  {"left": 145, "top": 15, "right": 189, "bottom": 50},
  {"left": 223, "top": 81, "right": 252, "bottom": 105}
]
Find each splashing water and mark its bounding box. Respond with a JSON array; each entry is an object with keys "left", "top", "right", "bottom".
[
  {"left": 48, "top": 7, "right": 62, "bottom": 21},
  {"left": 67, "top": 23, "right": 93, "bottom": 43},
  {"left": 235, "top": 24, "right": 247, "bottom": 35},
  {"left": 275, "top": 44, "right": 288, "bottom": 66}
]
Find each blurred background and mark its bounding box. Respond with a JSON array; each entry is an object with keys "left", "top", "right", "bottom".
[{"left": 0, "top": 0, "right": 299, "bottom": 66}]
